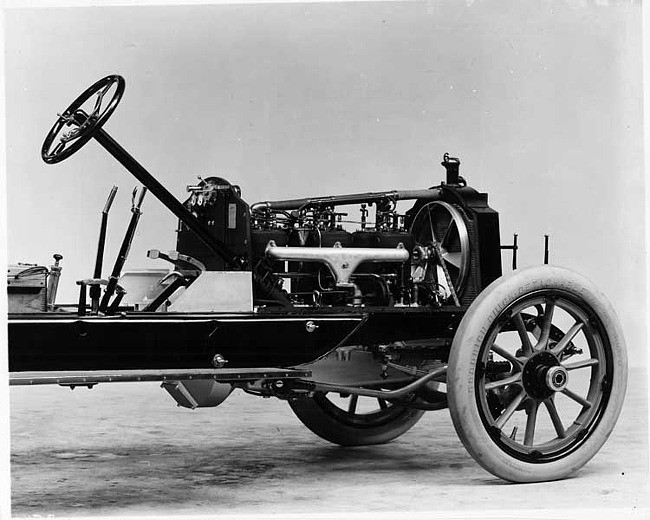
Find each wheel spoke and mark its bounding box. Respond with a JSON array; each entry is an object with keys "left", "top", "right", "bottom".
[
  {"left": 563, "top": 358, "right": 599, "bottom": 371},
  {"left": 536, "top": 298, "right": 556, "bottom": 349},
  {"left": 491, "top": 344, "right": 524, "bottom": 368},
  {"left": 92, "top": 87, "right": 108, "bottom": 115},
  {"left": 513, "top": 312, "right": 534, "bottom": 356},
  {"left": 485, "top": 372, "right": 522, "bottom": 391},
  {"left": 561, "top": 388, "right": 592, "bottom": 409},
  {"left": 495, "top": 389, "right": 526, "bottom": 430},
  {"left": 544, "top": 398, "right": 566, "bottom": 438},
  {"left": 524, "top": 400, "right": 539, "bottom": 446},
  {"left": 348, "top": 394, "right": 358, "bottom": 414},
  {"left": 551, "top": 322, "right": 585, "bottom": 357}
]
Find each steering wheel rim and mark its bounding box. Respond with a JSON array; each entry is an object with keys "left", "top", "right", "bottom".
[{"left": 41, "top": 75, "right": 125, "bottom": 164}]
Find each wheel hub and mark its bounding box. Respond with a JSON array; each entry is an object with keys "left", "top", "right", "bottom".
[
  {"left": 522, "top": 351, "right": 567, "bottom": 399},
  {"left": 545, "top": 365, "right": 569, "bottom": 392}
]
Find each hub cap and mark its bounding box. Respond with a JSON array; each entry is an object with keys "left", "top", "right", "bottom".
[
  {"left": 546, "top": 366, "right": 569, "bottom": 392},
  {"left": 521, "top": 351, "right": 567, "bottom": 399}
]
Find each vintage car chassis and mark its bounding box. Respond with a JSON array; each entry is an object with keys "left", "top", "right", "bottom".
[{"left": 8, "top": 75, "right": 628, "bottom": 484}]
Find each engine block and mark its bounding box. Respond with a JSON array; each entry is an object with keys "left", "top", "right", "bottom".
[{"left": 175, "top": 158, "right": 502, "bottom": 309}]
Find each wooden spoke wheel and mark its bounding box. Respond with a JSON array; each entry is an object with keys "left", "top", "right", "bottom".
[{"left": 447, "top": 266, "right": 627, "bottom": 482}]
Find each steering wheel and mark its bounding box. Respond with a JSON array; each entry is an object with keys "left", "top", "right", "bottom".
[{"left": 41, "top": 75, "right": 125, "bottom": 164}]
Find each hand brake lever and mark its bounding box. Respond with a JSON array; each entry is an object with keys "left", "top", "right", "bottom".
[
  {"left": 99, "top": 185, "right": 148, "bottom": 314},
  {"left": 87, "top": 186, "right": 118, "bottom": 314}
]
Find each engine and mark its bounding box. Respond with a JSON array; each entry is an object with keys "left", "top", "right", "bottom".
[
  {"left": 251, "top": 200, "right": 416, "bottom": 307},
  {"left": 176, "top": 156, "right": 503, "bottom": 309}
]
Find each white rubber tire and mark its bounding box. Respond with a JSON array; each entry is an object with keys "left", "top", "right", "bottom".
[{"left": 447, "top": 265, "right": 627, "bottom": 482}]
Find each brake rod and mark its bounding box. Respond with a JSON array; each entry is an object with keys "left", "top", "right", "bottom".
[{"left": 303, "top": 364, "right": 447, "bottom": 400}]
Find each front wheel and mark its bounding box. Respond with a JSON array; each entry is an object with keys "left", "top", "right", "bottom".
[
  {"left": 447, "top": 265, "right": 627, "bottom": 482},
  {"left": 289, "top": 391, "right": 425, "bottom": 446}
]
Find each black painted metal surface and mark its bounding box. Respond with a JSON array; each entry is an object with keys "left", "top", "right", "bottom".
[{"left": 8, "top": 308, "right": 463, "bottom": 373}]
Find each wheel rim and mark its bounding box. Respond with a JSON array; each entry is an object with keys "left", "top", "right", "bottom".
[
  {"left": 313, "top": 392, "right": 407, "bottom": 429},
  {"left": 475, "top": 289, "right": 613, "bottom": 463},
  {"left": 409, "top": 201, "right": 470, "bottom": 300}
]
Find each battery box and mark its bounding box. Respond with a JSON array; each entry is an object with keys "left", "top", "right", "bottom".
[{"left": 7, "top": 264, "right": 49, "bottom": 313}]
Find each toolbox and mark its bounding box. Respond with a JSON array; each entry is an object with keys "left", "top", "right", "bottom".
[{"left": 7, "top": 264, "right": 49, "bottom": 313}]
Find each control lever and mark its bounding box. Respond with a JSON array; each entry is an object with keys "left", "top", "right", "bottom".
[
  {"left": 99, "top": 186, "right": 147, "bottom": 313},
  {"left": 87, "top": 186, "right": 118, "bottom": 313}
]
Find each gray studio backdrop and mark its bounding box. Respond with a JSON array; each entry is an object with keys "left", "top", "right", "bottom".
[{"left": 4, "top": 0, "right": 645, "bottom": 364}]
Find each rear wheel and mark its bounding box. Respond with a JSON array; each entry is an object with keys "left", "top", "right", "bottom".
[
  {"left": 447, "top": 265, "right": 627, "bottom": 482},
  {"left": 289, "top": 391, "right": 425, "bottom": 446}
]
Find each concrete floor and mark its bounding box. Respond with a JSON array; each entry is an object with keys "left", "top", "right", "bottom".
[{"left": 8, "top": 367, "right": 649, "bottom": 519}]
